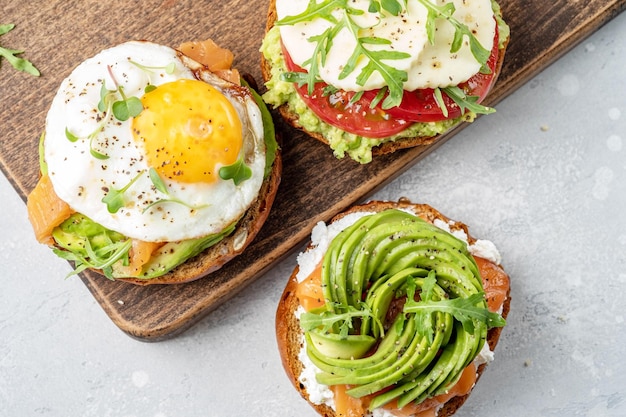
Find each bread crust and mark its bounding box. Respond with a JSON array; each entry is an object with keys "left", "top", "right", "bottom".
[
  {"left": 260, "top": 0, "right": 510, "bottom": 156},
  {"left": 276, "top": 199, "right": 511, "bottom": 417}
]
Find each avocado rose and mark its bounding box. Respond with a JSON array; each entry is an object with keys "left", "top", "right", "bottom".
[{"left": 276, "top": 200, "right": 510, "bottom": 417}]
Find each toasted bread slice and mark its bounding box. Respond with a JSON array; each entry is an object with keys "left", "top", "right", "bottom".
[
  {"left": 276, "top": 199, "right": 511, "bottom": 416},
  {"left": 260, "top": 0, "right": 510, "bottom": 157}
]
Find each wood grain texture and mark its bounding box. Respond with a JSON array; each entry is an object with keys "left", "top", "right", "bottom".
[{"left": 1, "top": 0, "right": 624, "bottom": 341}]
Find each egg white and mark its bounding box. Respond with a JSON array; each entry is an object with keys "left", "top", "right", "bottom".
[{"left": 44, "top": 41, "right": 266, "bottom": 242}]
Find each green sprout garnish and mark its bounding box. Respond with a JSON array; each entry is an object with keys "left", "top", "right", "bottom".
[
  {"left": 0, "top": 24, "right": 40, "bottom": 76},
  {"left": 100, "top": 65, "right": 144, "bottom": 122},
  {"left": 53, "top": 237, "right": 132, "bottom": 280},
  {"left": 101, "top": 169, "right": 210, "bottom": 214},
  {"left": 65, "top": 65, "right": 147, "bottom": 160},
  {"left": 142, "top": 168, "right": 209, "bottom": 213},
  {"left": 101, "top": 170, "right": 144, "bottom": 214},
  {"left": 218, "top": 156, "right": 252, "bottom": 186},
  {"left": 129, "top": 60, "right": 177, "bottom": 75},
  {"left": 277, "top": 0, "right": 493, "bottom": 110}
]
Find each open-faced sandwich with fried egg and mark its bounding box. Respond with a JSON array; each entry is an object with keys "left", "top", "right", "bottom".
[
  {"left": 276, "top": 199, "right": 510, "bottom": 417},
  {"left": 26, "top": 40, "right": 281, "bottom": 285},
  {"left": 261, "top": 0, "right": 510, "bottom": 163}
]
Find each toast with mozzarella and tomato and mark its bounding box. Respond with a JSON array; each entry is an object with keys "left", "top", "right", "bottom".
[
  {"left": 261, "top": 0, "right": 510, "bottom": 164},
  {"left": 276, "top": 199, "right": 510, "bottom": 417}
]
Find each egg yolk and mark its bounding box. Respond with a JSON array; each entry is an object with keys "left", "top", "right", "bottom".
[{"left": 132, "top": 79, "right": 243, "bottom": 184}]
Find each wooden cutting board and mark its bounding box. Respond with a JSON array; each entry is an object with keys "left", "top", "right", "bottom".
[{"left": 2, "top": 0, "right": 624, "bottom": 341}]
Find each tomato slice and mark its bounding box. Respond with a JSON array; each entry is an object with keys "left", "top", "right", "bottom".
[
  {"left": 281, "top": 20, "right": 500, "bottom": 137},
  {"left": 283, "top": 48, "right": 410, "bottom": 138}
]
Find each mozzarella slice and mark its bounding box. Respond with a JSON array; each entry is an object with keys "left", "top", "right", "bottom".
[{"left": 276, "top": 0, "right": 495, "bottom": 92}]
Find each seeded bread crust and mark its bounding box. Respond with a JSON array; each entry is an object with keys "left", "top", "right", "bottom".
[
  {"left": 260, "top": 0, "right": 510, "bottom": 156},
  {"left": 276, "top": 199, "right": 511, "bottom": 417}
]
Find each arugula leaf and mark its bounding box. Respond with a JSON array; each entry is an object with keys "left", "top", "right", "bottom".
[
  {"left": 0, "top": 24, "right": 40, "bottom": 76},
  {"left": 339, "top": 18, "right": 410, "bottom": 109},
  {"left": 404, "top": 272, "right": 506, "bottom": 335},
  {"left": 275, "top": 0, "right": 345, "bottom": 26},
  {"left": 368, "top": 0, "right": 406, "bottom": 15},
  {"left": 300, "top": 303, "right": 385, "bottom": 338},
  {"left": 277, "top": 1, "right": 410, "bottom": 109},
  {"left": 282, "top": 23, "right": 345, "bottom": 95},
  {"left": 433, "top": 87, "right": 448, "bottom": 118},
  {"left": 442, "top": 86, "right": 495, "bottom": 115},
  {"left": 416, "top": 0, "right": 491, "bottom": 70},
  {"left": 219, "top": 156, "right": 252, "bottom": 186}
]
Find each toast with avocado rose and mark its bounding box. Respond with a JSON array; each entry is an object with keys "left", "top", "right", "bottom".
[
  {"left": 276, "top": 199, "right": 510, "bottom": 417},
  {"left": 261, "top": 0, "right": 510, "bottom": 164}
]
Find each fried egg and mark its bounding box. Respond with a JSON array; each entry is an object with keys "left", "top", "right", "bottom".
[{"left": 44, "top": 41, "right": 266, "bottom": 242}]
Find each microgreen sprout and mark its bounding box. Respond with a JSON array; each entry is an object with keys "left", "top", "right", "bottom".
[
  {"left": 129, "top": 60, "right": 177, "bottom": 75},
  {"left": 142, "top": 168, "right": 209, "bottom": 213},
  {"left": 218, "top": 156, "right": 252, "bottom": 185},
  {"left": 53, "top": 238, "right": 132, "bottom": 280},
  {"left": 101, "top": 170, "right": 144, "bottom": 214},
  {"left": 103, "top": 65, "right": 144, "bottom": 122},
  {"left": 101, "top": 168, "right": 210, "bottom": 214},
  {"left": 0, "top": 24, "right": 40, "bottom": 76},
  {"left": 65, "top": 65, "right": 148, "bottom": 159}
]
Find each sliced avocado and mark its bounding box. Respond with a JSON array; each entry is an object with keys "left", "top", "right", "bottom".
[
  {"left": 51, "top": 213, "right": 237, "bottom": 280},
  {"left": 300, "top": 208, "right": 503, "bottom": 410},
  {"left": 121, "top": 221, "right": 237, "bottom": 279},
  {"left": 307, "top": 330, "right": 376, "bottom": 360}
]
